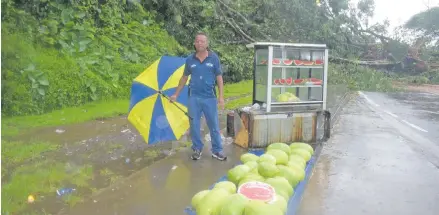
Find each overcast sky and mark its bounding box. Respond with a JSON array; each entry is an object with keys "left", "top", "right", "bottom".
[{"left": 352, "top": 0, "right": 439, "bottom": 31}]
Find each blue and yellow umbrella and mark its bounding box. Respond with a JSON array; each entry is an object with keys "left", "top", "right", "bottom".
[{"left": 128, "top": 56, "right": 191, "bottom": 145}]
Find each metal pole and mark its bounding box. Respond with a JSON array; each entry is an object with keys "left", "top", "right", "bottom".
[
  {"left": 323, "top": 48, "right": 329, "bottom": 110},
  {"left": 267, "top": 46, "right": 273, "bottom": 112}
]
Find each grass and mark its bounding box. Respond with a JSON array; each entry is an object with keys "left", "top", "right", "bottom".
[
  {"left": 225, "top": 95, "right": 253, "bottom": 110},
  {"left": 1, "top": 80, "right": 253, "bottom": 137},
  {"left": 221, "top": 80, "right": 253, "bottom": 98},
  {"left": 2, "top": 141, "right": 59, "bottom": 166},
  {"left": 0, "top": 79, "right": 254, "bottom": 214},
  {"left": 1, "top": 99, "right": 129, "bottom": 137},
  {"left": 1, "top": 159, "right": 93, "bottom": 214}
]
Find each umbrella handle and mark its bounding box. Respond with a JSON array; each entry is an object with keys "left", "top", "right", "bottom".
[{"left": 159, "top": 91, "right": 193, "bottom": 120}]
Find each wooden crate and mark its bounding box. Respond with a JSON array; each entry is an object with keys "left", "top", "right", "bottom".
[{"left": 233, "top": 110, "right": 317, "bottom": 149}]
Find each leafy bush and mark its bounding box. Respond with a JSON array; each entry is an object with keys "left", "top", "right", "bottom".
[
  {"left": 329, "top": 63, "right": 396, "bottom": 92},
  {"left": 1, "top": 0, "right": 187, "bottom": 116}
]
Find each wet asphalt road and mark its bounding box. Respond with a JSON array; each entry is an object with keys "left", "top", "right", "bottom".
[
  {"left": 361, "top": 91, "right": 439, "bottom": 143},
  {"left": 298, "top": 92, "right": 439, "bottom": 215}
]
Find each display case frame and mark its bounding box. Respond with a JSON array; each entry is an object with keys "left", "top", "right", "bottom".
[{"left": 246, "top": 42, "right": 329, "bottom": 112}]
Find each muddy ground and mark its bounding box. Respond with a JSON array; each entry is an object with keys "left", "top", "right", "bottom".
[{"left": 1, "top": 95, "right": 242, "bottom": 215}]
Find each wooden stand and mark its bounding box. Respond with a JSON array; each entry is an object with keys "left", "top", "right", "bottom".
[{"left": 232, "top": 109, "right": 317, "bottom": 149}]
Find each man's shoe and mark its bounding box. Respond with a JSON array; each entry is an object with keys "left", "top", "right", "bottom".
[
  {"left": 191, "top": 149, "right": 202, "bottom": 160},
  {"left": 212, "top": 151, "right": 227, "bottom": 161}
]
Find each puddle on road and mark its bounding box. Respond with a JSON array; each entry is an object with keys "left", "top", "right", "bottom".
[{"left": 3, "top": 114, "right": 230, "bottom": 215}]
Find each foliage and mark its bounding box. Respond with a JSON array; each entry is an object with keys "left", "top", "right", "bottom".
[
  {"left": 329, "top": 63, "right": 397, "bottom": 92},
  {"left": 1, "top": 0, "right": 186, "bottom": 116},
  {"left": 404, "top": 6, "right": 439, "bottom": 41},
  {"left": 1, "top": 0, "right": 413, "bottom": 117},
  {"left": 1, "top": 80, "right": 253, "bottom": 137}
]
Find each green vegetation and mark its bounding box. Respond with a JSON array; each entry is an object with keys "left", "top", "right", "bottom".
[
  {"left": 1, "top": 80, "right": 253, "bottom": 137},
  {"left": 329, "top": 64, "right": 397, "bottom": 92},
  {"left": 2, "top": 157, "right": 93, "bottom": 213},
  {"left": 225, "top": 95, "right": 253, "bottom": 110},
  {"left": 1, "top": 0, "right": 186, "bottom": 117},
  {"left": 1, "top": 1, "right": 437, "bottom": 214},
  {"left": 2, "top": 141, "right": 59, "bottom": 166}
]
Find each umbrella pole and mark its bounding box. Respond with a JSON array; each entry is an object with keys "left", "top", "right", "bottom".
[{"left": 158, "top": 91, "right": 193, "bottom": 121}]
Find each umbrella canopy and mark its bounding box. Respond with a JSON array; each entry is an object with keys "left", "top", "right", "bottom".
[{"left": 128, "top": 56, "right": 191, "bottom": 145}]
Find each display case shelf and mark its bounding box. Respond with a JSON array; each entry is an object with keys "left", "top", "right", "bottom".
[
  {"left": 257, "top": 65, "right": 324, "bottom": 69},
  {"left": 272, "top": 85, "right": 322, "bottom": 88},
  {"left": 247, "top": 42, "right": 329, "bottom": 112}
]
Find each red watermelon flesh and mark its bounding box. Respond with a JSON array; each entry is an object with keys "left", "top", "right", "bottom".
[
  {"left": 283, "top": 59, "right": 293, "bottom": 65},
  {"left": 280, "top": 78, "right": 286, "bottom": 85},
  {"left": 293, "top": 60, "right": 303, "bottom": 65},
  {"left": 238, "top": 181, "right": 275, "bottom": 203},
  {"left": 310, "top": 78, "right": 322, "bottom": 85},
  {"left": 302, "top": 61, "right": 314, "bottom": 66},
  {"left": 286, "top": 77, "right": 293, "bottom": 85},
  {"left": 273, "top": 59, "right": 281, "bottom": 65},
  {"left": 315, "top": 59, "right": 324, "bottom": 65},
  {"left": 274, "top": 79, "right": 280, "bottom": 85},
  {"left": 294, "top": 79, "right": 304, "bottom": 85}
]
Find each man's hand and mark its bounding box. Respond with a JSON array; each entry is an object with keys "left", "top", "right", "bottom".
[
  {"left": 218, "top": 97, "right": 225, "bottom": 110},
  {"left": 170, "top": 94, "right": 177, "bottom": 102}
]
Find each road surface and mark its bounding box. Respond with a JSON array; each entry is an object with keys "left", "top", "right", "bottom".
[{"left": 298, "top": 91, "right": 439, "bottom": 215}]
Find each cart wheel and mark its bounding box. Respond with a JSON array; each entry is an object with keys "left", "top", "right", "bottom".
[{"left": 323, "top": 110, "right": 331, "bottom": 140}]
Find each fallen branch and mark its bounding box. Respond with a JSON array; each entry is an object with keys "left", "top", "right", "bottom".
[
  {"left": 217, "top": 5, "right": 256, "bottom": 42},
  {"left": 329, "top": 56, "right": 400, "bottom": 67},
  {"left": 359, "top": 29, "right": 393, "bottom": 42},
  {"left": 217, "top": 40, "right": 248, "bottom": 45},
  {"left": 217, "top": 0, "right": 249, "bottom": 24}
]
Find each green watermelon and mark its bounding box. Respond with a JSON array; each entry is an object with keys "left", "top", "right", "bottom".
[
  {"left": 267, "top": 143, "right": 291, "bottom": 155},
  {"left": 228, "top": 165, "right": 251, "bottom": 185},
  {"left": 214, "top": 181, "right": 237, "bottom": 194},
  {"left": 243, "top": 200, "right": 283, "bottom": 215},
  {"left": 290, "top": 148, "right": 311, "bottom": 162},
  {"left": 290, "top": 142, "right": 314, "bottom": 155},
  {"left": 266, "top": 149, "right": 289, "bottom": 165},
  {"left": 216, "top": 193, "right": 249, "bottom": 215},
  {"left": 258, "top": 161, "right": 279, "bottom": 178},
  {"left": 191, "top": 190, "right": 210, "bottom": 209},
  {"left": 241, "top": 153, "right": 259, "bottom": 164},
  {"left": 258, "top": 154, "right": 276, "bottom": 165}
]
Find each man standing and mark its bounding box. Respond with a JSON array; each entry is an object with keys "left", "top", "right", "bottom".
[{"left": 170, "top": 32, "right": 227, "bottom": 161}]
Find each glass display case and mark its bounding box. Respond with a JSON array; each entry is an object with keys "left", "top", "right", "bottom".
[{"left": 246, "top": 42, "right": 329, "bottom": 112}]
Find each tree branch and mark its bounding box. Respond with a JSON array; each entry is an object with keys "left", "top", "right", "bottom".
[
  {"left": 217, "top": 5, "right": 256, "bottom": 42},
  {"left": 216, "top": 0, "right": 249, "bottom": 24}
]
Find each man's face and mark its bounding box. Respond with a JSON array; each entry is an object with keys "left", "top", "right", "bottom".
[{"left": 194, "top": 35, "right": 208, "bottom": 52}]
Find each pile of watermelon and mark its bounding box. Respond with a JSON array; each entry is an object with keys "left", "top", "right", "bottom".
[{"left": 190, "top": 142, "right": 314, "bottom": 215}]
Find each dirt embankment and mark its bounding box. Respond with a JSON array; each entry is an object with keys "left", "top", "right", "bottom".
[{"left": 406, "top": 84, "right": 439, "bottom": 95}]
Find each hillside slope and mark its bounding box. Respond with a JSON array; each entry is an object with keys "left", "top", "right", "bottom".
[{"left": 1, "top": 0, "right": 187, "bottom": 116}]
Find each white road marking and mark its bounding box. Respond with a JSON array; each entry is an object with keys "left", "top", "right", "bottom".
[
  {"left": 401, "top": 120, "right": 429, "bottom": 133},
  {"left": 358, "top": 91, "right": 379, "bottom": 107},
  {"left": 358, "top": 91, "right": 429, "bottom": 133},
  {"left": 383, "top": 110, "right": 399, "bottom": 118},
  {"left": 418, "top": 110, "right": 439, "bottom": 115}
]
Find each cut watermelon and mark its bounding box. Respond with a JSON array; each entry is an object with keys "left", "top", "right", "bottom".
[
  {"left": 280, "top": 78, "right": 286, "bottom": 85},
  {"left": 315, "top": 59, "right": 324, "bottom": 65},
  {"left": 294, "top": 79, "right": 304, "bottom": 85},
  {"left": 309, "top": 78, "right": 322, "bottom": 85},
  {"left": 238, "top": 181, "right": 275, "bottom": 203},
  {"left": 283, "top": 59, "right": 293, "bottom": 65},
  {"left": 286, "top": 77, "right": 293, "bottom": 85},
  {"left": 302, "top": 61, "right": 314, "bottom": 66},
  {"left": 293, "top": 60, "right": 303, "bottom": 66},
  {"left": 273, "top": 59, "right": 281, "bottom": 65},
  {"left": 274, "top": 79, "right": 280, "bottom": 85}
]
